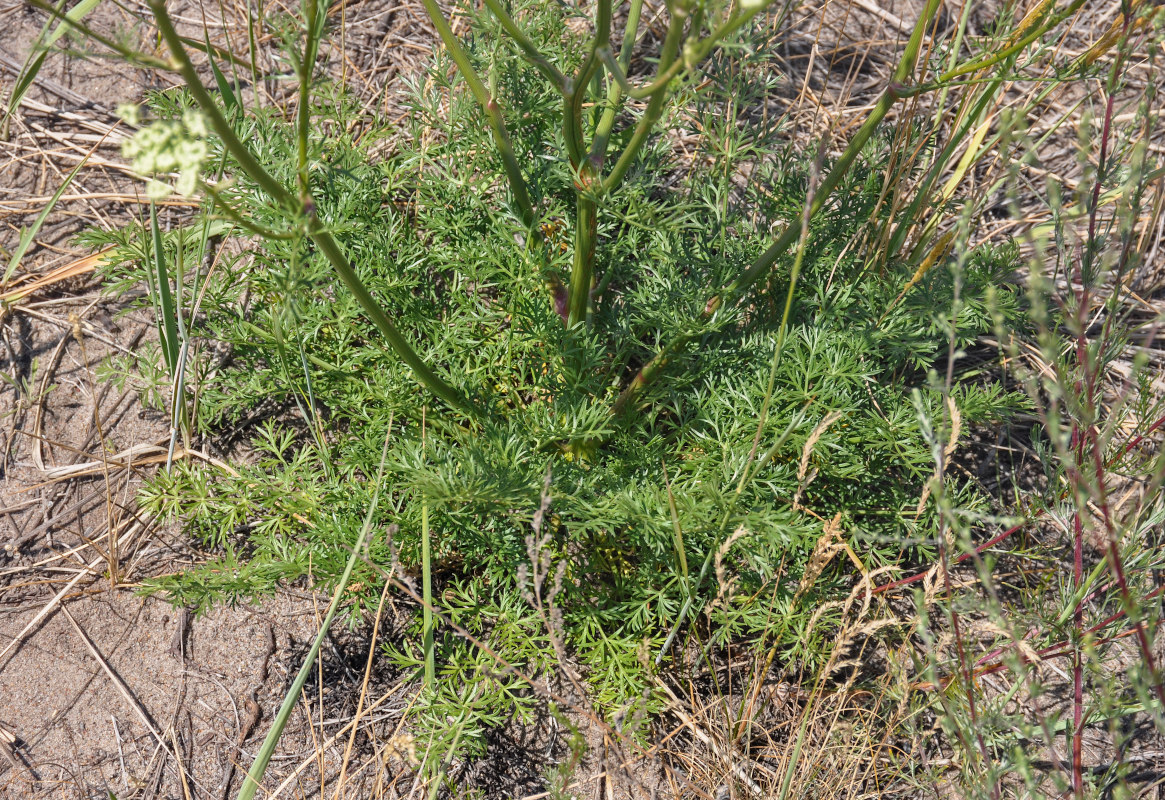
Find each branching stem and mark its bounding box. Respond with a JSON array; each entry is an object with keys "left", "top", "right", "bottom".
[
  {"left": 151, "top": 0, "right": 475, "bottom": 417},
  {"left": 420, "top": 0, "right": 537, "bottom": 229},
  {"left": 482, "top": 0, "right": 567, "bottom": 90},
  {"left": 612, "top": 0, "right": 942, "bottom": 419}
]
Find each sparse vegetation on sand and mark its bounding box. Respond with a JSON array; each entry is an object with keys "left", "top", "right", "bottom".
[{"left": 3, "top": 0, "right": 1165, "bottom": 796}]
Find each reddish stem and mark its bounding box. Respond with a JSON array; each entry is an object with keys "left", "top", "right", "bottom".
[
  {"left": 969, "top": 605, "right": 1163, "bottom": 679},
  {"left": 1104, "top": 541, "right": 1165, "bottom": 707},
  {"left": 1071, "top": 505, "right": 1085, "bottom": 799},
  {"left": 871, "top": 410, "right": 1165, "bottom": 598}
]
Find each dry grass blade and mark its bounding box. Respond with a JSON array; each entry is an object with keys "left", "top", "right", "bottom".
[
  {"left": 333, "top": 580, "right": 392, "bottom": 798},
  {"left": 0, "top": 0, "right": 103, "bottom": 134},
  {"left": 792, "top": 409, "right": 842, "bottom": 512},
  {"left": 793, "top": 512, "right": 845, "bottom": 604},
  {"left": 657, "top": 679, "right": 770, "bottom": 798},
  {"left": 59, "top": 605, "right": 196, "bottom": 795},
  {"left": 0, "top": 721, "right": 31, "bottom": 779},
  {"left": 30, "top": 441, "right": 168, "bottom": 482},
  {"left": 2, "top": 134, "right": 106, "bottom": 287},
  {"left": 0, "top": 520, "right": 142, "bottom": 666},
  {"left": 0, "top": 247, "right": 111, "bottom": 303},
  {"left": 264, "top": 684, "right": 411, "bottom": 800}
]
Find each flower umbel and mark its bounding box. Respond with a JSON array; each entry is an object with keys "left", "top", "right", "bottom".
[{"left": 121, "top": 107, "right": 209, "bottom": 199}]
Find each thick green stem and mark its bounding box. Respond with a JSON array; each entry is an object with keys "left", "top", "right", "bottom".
[
  {"left": 725, "top": 0, "right": 939, "bottom": 300},
  {"left": 564, "top": 1, "right": 683, "bottom": 329},
  {"left": 598, "top": 0, "right": 795, "bottom": 194},
  {"left": 201, "top": 180, "right": 297, "bottom": 240},
  {"left": 560, "top": 0, "right": 612, "bottom": 324},
  {"left": 308, "top": 221, "right": 475, "bottom": 415},
  {"left": 721, "top": 92, "right": 897, "bottom": 302},
  {"left": 624, "top": 5, "right": 766, "bottom": 101},
  {"left": 296, "top": 0, "right": 323, "bottom": 198},
  {"left": 590, "top": 0, "right": 644, "bottom": 163},
  {"left": 561, "top": 0, "right": 615, "bottom": 323},
  {"left": 151, "top": 0, "right": 474, "bottom": 416},
  {"left": 567, "top": 177, "right": 598, "bottom": 327},
  {"left": 563, "top": 0, "right": 611, "bottom": 166},
  {"left": 420, "top": 0, "right": 537, "bottom": 228},
  {"left": 422, "top": 498, "right": 435, "bottom": 686},
  {"left": 600, "top": 3, "right": 689, "bottom": 194},
  {"left": 481, "top": 0, "right": 566, "bottom": 90},
  {"left": 574, "top": 0, "right": 777, "bottom": 329},
  {"left": 611, "top": 0, "right": 943, "bottom": 419},
  {"left": 151, "top": 0, "right": 291, "bottom": 207}
]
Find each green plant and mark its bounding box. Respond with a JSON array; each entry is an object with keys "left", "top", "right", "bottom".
[
  {"left": 47, "top": 0, "right": 1164, "bottom": 792},
  {"left": 125, "top": 50, "right": 1022, "bottom": 770}
]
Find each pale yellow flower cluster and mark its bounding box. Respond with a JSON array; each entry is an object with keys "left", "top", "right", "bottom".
[{"left": 119, "top": 105, "right": 210, "bottom": 200}]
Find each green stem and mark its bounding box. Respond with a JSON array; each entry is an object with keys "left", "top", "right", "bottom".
[
  {"left": 622, "top": 4, "right": 766, "bottom": 101},
  {"left": 933, "top": 0, "right": 973, "bottom": 116},
  {"left": 890, "top": 0, "right": 1091, "bottom": 258},
  {"left": 574, "top": 0, "right": 773, "bottom": 327},
  {"left": 151, "top": 0, "right": 474, "bottom": 416},
  {"left": 200, "top": 180, "right": 297, "bottom": 239},
  {"left": 885, "top": 76, "right": 1004, "bottom": 258},
  {"left": 560, "top": 0, "right": 612, "bottom": 325},
  {"left": 598, "top": 0, "right": 792, "bottom": 194},
  {"left": 563, "top": 0, "right": 611, "bottom": 166},
  {"left": 25, "top": 0, "right": 175, "bottom": 72},
  {"left": 307, "top": 221, "right": 475, "bottom": 416},
  {"left": 590, "top": 0, "right": 644, "bottom": 163},
  {"left": 151, "top": 0, "right": 291, "bottom": 206},
  {"left": 481, "top": 0, "right": 566, "bottom": 90},
  {"left": 724, "top": 0, "right": 939, "bottom": 302},
  {"left": 296, "top": 0, "right": 324, "bottom": 198},
  {"left": 422, "top": 497, "right": 435, "bottom": 686},
  {"left": 599, "top": 2, "right": 689, "bottom": 194},
  {"left": 419, "top": 0, "right": 537, "bottom": 228},
  {"left": 938, "top": 0, "right": 1088, "bottom": 82},
  {"left": 246, "top": 0, "right": 262, "bottom": 112},
  {"left": 610, "top": 0, "right": 943, "bottom": 419},
  {"left": 567, "top": 178, "right": 598, "bottom": 327}
]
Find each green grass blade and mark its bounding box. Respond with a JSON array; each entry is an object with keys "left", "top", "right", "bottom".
[
  {"left": 4, "top": 51, "right": 48, "bottom": 129},
  {"left": 204, "top": 31, "right": 240, "bottom": 113},
  {"left": 775, "top": 708, "right": 811, "bottom": 800},
  {"left": 41, "top": 0, "right": 101, "bottom": 49},
  {"left": 3, "top": 0, "right": 102, "bottom": 127},
  {"left": 2, "top": 149, "right": 89, "bottom": 286},
  {"left": 150, "top": 203, "right": 181, "bottom": 375},
  {"left": 236, "top": 426, "right": 394, "bottom": 800}
]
